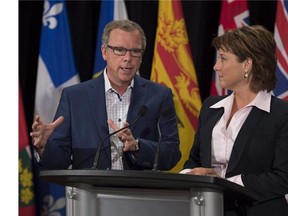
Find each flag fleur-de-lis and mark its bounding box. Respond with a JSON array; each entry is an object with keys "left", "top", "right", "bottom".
[
  {"left": 42, "top": 0, "right": 63, "bottom": 29},
  {"left": 41, "top": 195, "right": 66, "bottom": 216}
]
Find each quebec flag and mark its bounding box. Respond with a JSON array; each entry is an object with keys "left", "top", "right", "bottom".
[
  {"left": 93, "top": 0, "right": 128, "bottom": 77},
  {"left": 273, "top": 0, "right": 288, "bottom": 100},
  {"left": 34, "top": 0, "right": 79, "bottom": 215},
  {"left": 35, "top": 0, "right": 79, "bottom": 122}
]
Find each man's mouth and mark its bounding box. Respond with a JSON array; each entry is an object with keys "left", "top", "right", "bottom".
[{"left": 120, "top": 67, "right": 132, "bottom": 72}]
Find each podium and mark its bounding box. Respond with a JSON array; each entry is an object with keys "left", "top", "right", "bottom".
[{"left": 40, "top": 170, "right": 258, "bottom": 216}]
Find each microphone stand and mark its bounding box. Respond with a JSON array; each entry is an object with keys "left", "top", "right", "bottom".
[
  {"left": 152, "top": 107, "right": 171, "bottom": 171},
  {"left": 152, "top": 115, "right": 163, "bottom": 171}
]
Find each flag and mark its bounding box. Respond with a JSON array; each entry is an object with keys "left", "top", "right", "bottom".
[
  {"left": 93, "top": 0, "right": 128, "bottom": 77},
  {"left": 19, "top": 87, "right": 36, "bottom": 216},
  {"left": 210, "top": 0, "right": 250, "bottom": 96},
  {"left": 150, "top": 0, "right": 202, "bottom": 172},
  {"left": 273, "top": 0, "right": 288, "bottom": 100},
  {"left": 34, "top": 0, "right": 79, "bottom": 215}
]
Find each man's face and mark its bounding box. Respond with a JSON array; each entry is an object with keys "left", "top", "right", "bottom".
[{"left": 102, "top": 28, "right": 143, "bottom": 87}]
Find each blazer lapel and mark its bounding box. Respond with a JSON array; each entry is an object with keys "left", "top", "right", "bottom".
[
  {"left": 226, "top": 107, "right": 263, "bottom": 174},
  {"left": 86, "top": 74, "right": 111, "bottom": 159},
  {"left": 126, "top": 76, "right": 147, "bottom": 130},
  {"left": 202, "top": 108, "right": 224, "bottom": 167},
  {"left": 86, "top": 75, "right": 148, "bottom": 163}
]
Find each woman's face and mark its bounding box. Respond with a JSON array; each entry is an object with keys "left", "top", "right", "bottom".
[{"left": 213, "top": 48, "right": 249, "bottom": 92}]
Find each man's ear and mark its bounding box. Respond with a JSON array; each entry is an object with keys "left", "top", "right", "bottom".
[{"left": 101, "top": 45, "right": 107, "bottom": 61}]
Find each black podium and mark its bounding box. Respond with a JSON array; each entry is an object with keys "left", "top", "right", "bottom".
[{"left": 40, "top": 170, "right": 258, "bottom": 216}]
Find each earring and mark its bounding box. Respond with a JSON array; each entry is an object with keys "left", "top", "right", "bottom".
[{"left": 244, "top": 71, "right": 248, "bottom": 78}]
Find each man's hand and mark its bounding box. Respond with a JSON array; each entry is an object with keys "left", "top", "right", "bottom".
[
  {"left": 107, "top": 119, "right": 138, "bottom": 152},
  {"left": 30, "top": 115, "right": 64, "bottom": 155}
]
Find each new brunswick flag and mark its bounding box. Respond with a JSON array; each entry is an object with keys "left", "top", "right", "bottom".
[{"left": 151, "top": 0, "right": 202, "bottom": 172}]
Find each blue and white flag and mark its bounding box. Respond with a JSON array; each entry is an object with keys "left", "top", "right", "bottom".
[
  {"left": 273, "top": 0, "right": 288, "bottom": 100},
  {"left": 34, "top": 0, "right": 79, "bottom": 215},
  {"left": 93, "top": 0, "right": 128, "bottom": 77},
  {"left": 35, "top": 0, "right": 79, "bottom": 122}
]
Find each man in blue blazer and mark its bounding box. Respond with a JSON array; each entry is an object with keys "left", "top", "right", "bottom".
[{"left": 31, "top": 20, "right": 181, "bottom": 171}]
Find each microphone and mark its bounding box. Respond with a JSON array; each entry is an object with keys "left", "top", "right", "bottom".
[
  {"left": 91, "top": 105, "right": 147, "bottom": 169},
  {"left": 152, "top": 106, "right": 171, "bottom": 171}
]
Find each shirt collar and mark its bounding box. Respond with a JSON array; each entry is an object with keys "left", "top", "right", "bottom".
[
  {"left": 248, "top": 91, "right": 271, "bottom": 112},
  {"left": 103, "top": 68, "right": 134, "bottom": 93},
  {"left": 210, "top": 91, "right": 271, "bottom": 113}
]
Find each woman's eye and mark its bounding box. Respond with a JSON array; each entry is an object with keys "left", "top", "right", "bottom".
[{"left": 219, "top": 56, "right": 226, "bottom": 61}]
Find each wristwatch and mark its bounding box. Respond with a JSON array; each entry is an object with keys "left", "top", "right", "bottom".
[{"left": 134, "top": 139, "right": 139, "bottom": 151}]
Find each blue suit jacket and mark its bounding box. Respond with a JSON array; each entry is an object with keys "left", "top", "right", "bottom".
[
  {"left": 184, "top": 95, "right": 288, "bottom": 215},
  {"left": 39, "top": 73, "right": 181, "bottom": 170}
]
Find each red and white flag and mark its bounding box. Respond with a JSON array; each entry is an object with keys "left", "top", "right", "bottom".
[
  {"left": 210, "top": 0, "right": 250, "bottom": 96},
  {"left": 273, "top": 0, "right": 288, "bottom": 100}
]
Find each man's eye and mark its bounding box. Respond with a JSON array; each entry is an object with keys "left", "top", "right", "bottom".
[
  {"left": 132, "top": 49, "right": 142, "bottom": 53},
  {"left": 115, "top": 48, "right": 125, "bottom": 52}
]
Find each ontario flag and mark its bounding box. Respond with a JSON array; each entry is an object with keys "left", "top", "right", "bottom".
[
  {"left": 151, "top": 0, "right": 202, "bottom": 172},
  {"left": 210, "top": 0, "right": 250, "bottom": 96},
  {"left": 273, "top": 0, "right": 288, "bottom": 100},
  {"left": 19, "top": 87, "right": 36, "bottom": 216},
  {"left": 93, "top": 0, "right": 127, "bottom": 77},
  {"left": 34, "top": 0, "right": 79, "bottom": 215}
]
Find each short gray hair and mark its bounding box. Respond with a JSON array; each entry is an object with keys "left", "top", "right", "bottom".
[{"left": 102, "top": 19, "right": 146, "bottom": 51}]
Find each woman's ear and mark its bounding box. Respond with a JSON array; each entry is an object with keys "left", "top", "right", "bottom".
[{"left": 244, "top": 58, "right": 252, "bottom": 72}]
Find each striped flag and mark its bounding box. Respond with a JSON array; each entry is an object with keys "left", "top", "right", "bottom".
[
  {"left": 19, "top": 87, "right": 36, "bottom": 216},
  {"left": 151, "top": 0, "right": 202, "bottom": 172},
  {"left": 210, "top": 0, "right": 250, "bottom": 96},
  {"left": 34, "top": 0, "right": 79, "bottom": 215},
  {"left": 93, "top": 0, "right": 128, "bottom": 77},
  {"left": 273, "top": 0, "right": 288, "bottom": 100}
]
